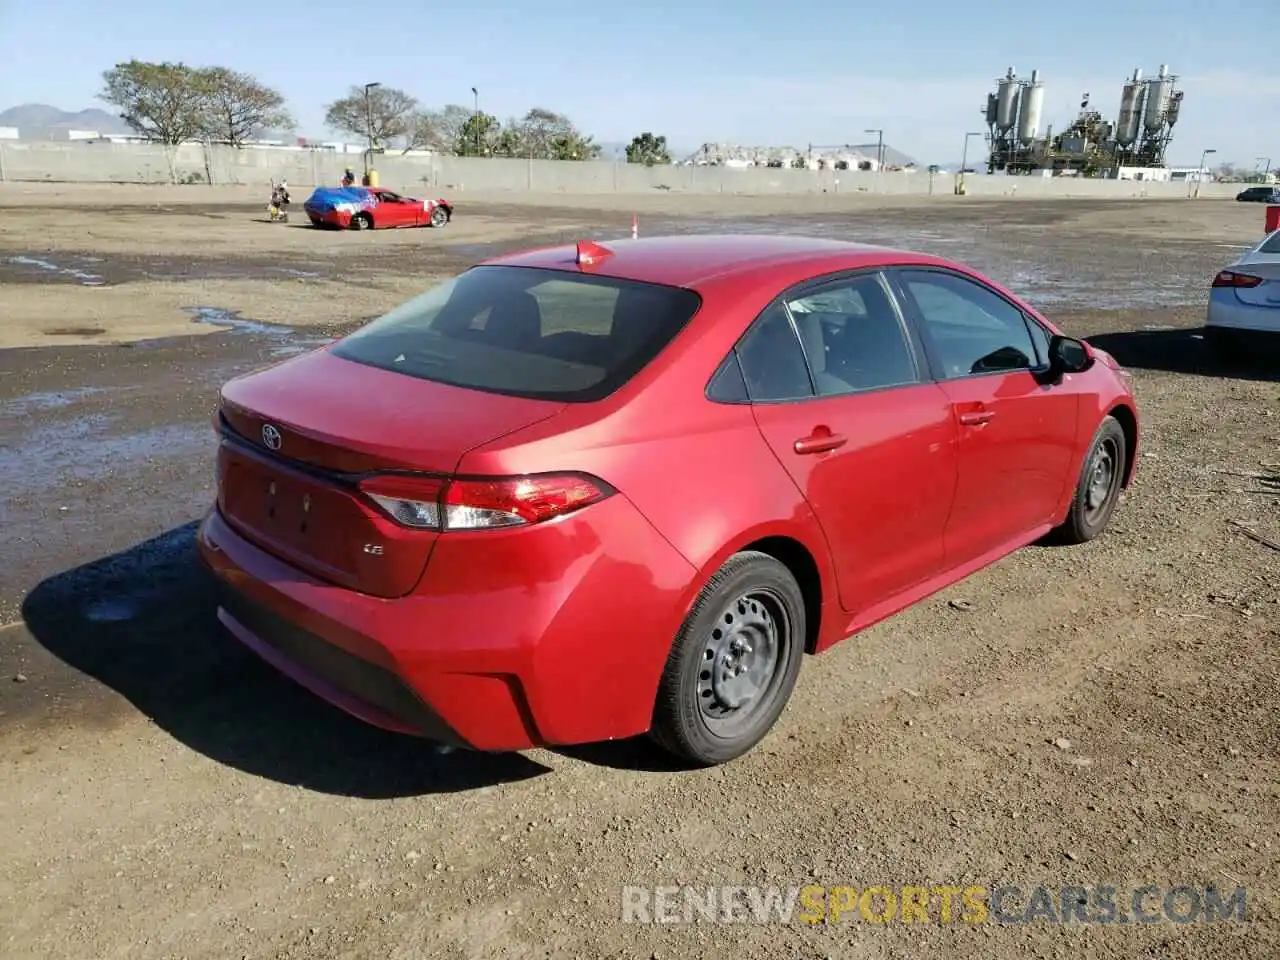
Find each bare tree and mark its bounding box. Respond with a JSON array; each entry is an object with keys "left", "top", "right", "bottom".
[
  {"left": 511, "top": 108, "right": 600, "bottom": 161},
  {"left": 324, "top": 85, "right": 419, "bottom": 149},
  {"left": 200, "top": 68, "right": 293, "bottom": 146},
  {"left": 100, "top": 60, "right": 210, "bottom": 145},
  {"left": 515, "top": 108, "right": 570, "bottom": 159},
  {"left": 403, "top": 104, "right": 472, "bottom": 153}
]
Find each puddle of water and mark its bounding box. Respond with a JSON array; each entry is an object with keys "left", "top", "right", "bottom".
[
  {"left": 3, "top": 386, "right": 108, "bottom": 414},
  {"left": 186, "top": 306, "right": 291, "bottom": 336},
  {"left": 5, "top": 254, "right": 107, "bottom": 286},
  {"left": 270, "top": 267, "right": 323, "bottom": 278}
]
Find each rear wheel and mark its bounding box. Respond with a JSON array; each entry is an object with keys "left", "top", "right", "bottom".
[
  {"left": 350, "top": 213, "right": 372, "bottom": 231},
  {"left": 1051, "top": 416, "right": 1127, "bottom": 545},
  {"left": 650, "top": 551, "right": 805, "bottom": 767}
]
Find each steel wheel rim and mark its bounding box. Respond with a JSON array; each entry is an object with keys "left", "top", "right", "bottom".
[
  {"left": 1084, "top": 437, "right": 1120, "bottom": 521},
  {"left": 696, "top": 589, "right": 790, "bottom": 739}
]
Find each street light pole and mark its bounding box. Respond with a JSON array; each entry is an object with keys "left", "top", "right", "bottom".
[
  {"left": 864, "top": 127, "right": 884, "bottom": 171},
  {"left": 1191, "top": 147, "right": 1215, "bottom": 199},
  {"left": 471, "top": 87, "right": 480, "bottom": 157},
  {"left": 362, "top": 81, "right": 381, "bottom": 178},
  {"left": 957, "top": 131, "right": 982, "bottom": 195}
]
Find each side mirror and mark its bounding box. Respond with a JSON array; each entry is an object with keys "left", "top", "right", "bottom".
[{"left": 1048, "top": 335, "right": 1093, "bottom": 376}]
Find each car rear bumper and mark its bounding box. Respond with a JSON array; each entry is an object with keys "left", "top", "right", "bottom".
[
  {"left": 196, "top": 496, "right": 697, "bottom": 751},
  {"left": 305, "top": 207, "right": 350, "bottom": 227},
  {"left": 1206, "top": 291, "right": 1280, "bottom": 333}
]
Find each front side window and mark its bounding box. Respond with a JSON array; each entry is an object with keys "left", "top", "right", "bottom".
[
  {"left": 331, "top": 265, "right": 702, "bottom": 402},
  {"left": 784, "top": 273, "right": 918, "bottom": 395},
  {"left": 896, "top": 269, "right": 1038, "bottom": 379}
]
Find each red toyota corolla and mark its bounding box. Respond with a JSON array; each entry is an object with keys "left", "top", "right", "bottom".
[{"left": 197, "top": 234, "right": 1139, "bottom": 766}]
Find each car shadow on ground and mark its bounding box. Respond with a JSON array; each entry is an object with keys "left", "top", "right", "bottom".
[
  {"left": 1087, "top": 327, "right": 1280, "bottom": 383},
  {"left": 19, "top": 522, "right": 552, "bottom": 797}
]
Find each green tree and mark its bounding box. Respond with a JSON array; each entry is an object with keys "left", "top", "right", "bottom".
[
  {"left": 199, "top": 67, "right": 293, "bottom": 146},
  {"left": 549, "top": 132, "right": 601, "bottom": 161},
  {"left": 455, "top": 112, "right": 500, "bottom": 156},
  {"left": 324, "top": 85, "right": 418, "bottom": 149},
  {"left": 625, "top": 132, "right": 671, "bottom": 166},
  {"left": 100, "top": 60, "right": 210, "bottom": 145}
]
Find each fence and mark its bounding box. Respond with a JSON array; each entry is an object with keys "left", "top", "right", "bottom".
[{"left": 0, "top": 140, "right": 1245, "bottom": 200}]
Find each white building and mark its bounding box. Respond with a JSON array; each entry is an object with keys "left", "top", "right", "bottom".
[{"left": 0, "top": 127, "right": 18, "bottom": 140}]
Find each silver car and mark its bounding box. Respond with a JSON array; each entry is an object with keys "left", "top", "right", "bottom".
[{"left": 1205, "top": 229, "right": 1280, "bottom": 356}]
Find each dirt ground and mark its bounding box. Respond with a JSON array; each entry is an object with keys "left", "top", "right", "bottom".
[{"left": 0, "top": 184, "right": 1277, "bottom": 959}]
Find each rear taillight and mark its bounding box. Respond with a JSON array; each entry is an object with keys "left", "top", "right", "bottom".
[
  {"left": 357, "top": 473, "right": 613, "bottom": 531},
  {"left": 1212, "top": 270, "right": 1264, "bottom": 288}
]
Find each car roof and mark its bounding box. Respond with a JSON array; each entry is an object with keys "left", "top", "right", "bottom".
[{"left": 481, "top": 234, "right": 947, "bottom": 289}]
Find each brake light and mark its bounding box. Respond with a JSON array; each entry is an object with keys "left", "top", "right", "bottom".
[
  {"left": 1212, "top": 270, "right": 1264, "bottom": 288},
  {"left": 357, "top": 473, "right": 613, "bottom": 530}
]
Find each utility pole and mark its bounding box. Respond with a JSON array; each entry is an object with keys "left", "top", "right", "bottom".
[
  {"left": 362, "top": 81, "right": 381, "bottom": 177},
  {"left": 471, "top": 87, "right": 480, "bottom": 156}
]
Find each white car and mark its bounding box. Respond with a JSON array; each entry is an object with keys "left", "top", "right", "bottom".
[{"left": 1205, "top": 229, "right": 1280, "bottom": 356}]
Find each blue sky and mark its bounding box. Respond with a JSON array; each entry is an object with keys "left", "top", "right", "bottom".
[{"left": 1, "top": 0, "right": 1277, "bottom": 166}]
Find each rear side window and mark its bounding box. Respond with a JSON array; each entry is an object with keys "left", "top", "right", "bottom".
[
  {"left": 330, "top": 266, "right": 702, "bottom": 402},
  {"left": 736, "top": 303, "right": 815, "bottom": 401}
]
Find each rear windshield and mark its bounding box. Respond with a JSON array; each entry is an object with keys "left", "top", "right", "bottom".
[
  {"left": 330, "top": 265, "right": 702, "bottom": 402},
  {"left": 1260, "top": 231, "right": 1280, "bottom": 254}
]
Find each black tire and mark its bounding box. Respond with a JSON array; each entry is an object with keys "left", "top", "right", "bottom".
[
  {"left": 650, "top": 551, "right": 806, "bottom": 767},
  {"left": 429, "top": 206, "right": 449, "bottom": 227},
  {"left": 350, "top": 213, "right": 372, "bottom": 231},
  {"left": 1051, "top": 416, "right": 1127, "bottom": 545}
]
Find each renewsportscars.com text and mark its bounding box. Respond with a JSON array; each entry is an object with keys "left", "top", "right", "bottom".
[{"left": 621, "top": 884, "right": 1249, "bottom": 925}]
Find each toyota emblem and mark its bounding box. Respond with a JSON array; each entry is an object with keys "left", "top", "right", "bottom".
[{"left": 261, "top": 423, "right": 282, "bottom": 451}]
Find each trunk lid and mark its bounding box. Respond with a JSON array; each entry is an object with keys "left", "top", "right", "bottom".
[
  {"left": 1230, "top": 255, "right": 1280, "bottom": 308},
  {"left": 216, "top": 349, "right": 565, "bottom": 597}
]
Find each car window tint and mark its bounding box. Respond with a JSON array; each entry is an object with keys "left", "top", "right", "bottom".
[
  {"left": 329, "top": 265, "right": 702, "bottom": 402},
  {"left": 785, "top": 275, "right": 917, "bottom": 395},
  {"left": 899, "top": 270, "right": 1037, "bottom": 379},
  {"left": 736, "top": 303, "right": 814, "bottom": 402}
]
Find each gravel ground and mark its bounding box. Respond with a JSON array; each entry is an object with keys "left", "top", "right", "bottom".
[{"left": 0, "top": 186, "right": 1277, "bottom": 959}]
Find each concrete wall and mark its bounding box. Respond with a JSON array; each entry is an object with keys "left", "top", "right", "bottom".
[{"left": 0, "top": 140, "right": 1245, "bottom": 200}]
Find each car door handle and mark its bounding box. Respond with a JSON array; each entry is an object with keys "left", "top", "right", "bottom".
[
  {"left": 958, "top": 410, "right": 996, "bottom": 426},
  {"left": 794, "top": 431, "right": 847, "bottom": 455}
]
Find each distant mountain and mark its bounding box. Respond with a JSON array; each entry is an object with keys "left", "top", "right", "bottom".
[
  {"left": 0, "top": 103, "right": 132, "bottom": 138},
  {"left": 0, "top": 103, "right": 295, "bottom": 142}
]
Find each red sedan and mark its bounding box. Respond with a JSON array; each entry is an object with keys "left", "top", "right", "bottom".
[{"left": 197, "top": 234, "right": 1139, "bottom": 766}]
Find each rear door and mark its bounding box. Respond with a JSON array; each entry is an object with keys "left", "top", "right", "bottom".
[
  {"left": 888, "top": 267, "right": 1080, "bottom": 567},
  {"left": 738, "top": 271, "right": 958, "bottom": 615}
]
